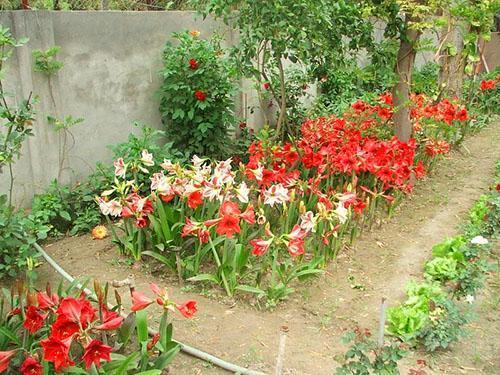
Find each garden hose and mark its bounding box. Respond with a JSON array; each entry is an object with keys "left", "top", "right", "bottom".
[{"left": 31, "top": 241, "right": 267, "bottom": 375}]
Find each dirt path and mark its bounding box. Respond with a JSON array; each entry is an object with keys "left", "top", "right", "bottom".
[{"left": 36, "top": 123, "right": 500, "bottom": 374}]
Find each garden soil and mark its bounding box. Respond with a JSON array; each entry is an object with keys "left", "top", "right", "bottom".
[{"left": 36, "top": 123, "right": 500, "bottom": 374}]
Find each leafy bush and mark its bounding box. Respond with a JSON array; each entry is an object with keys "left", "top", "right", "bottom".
[
  {"left": 30, "top": 179, "right": 100, "bottom": 236},
  {"left": 387, "top": 281, "right": 446, "bottom": 342},
  {"left": 412, "top": 62, "right": 440, "bottom": 97},
  {"left": 0, "top": 195, "right": 49, "bottom": 279},
  {"left": 416, "top": 299, "right": 470, "bottom": 352},
  {"left": 336, "top": 327, "right": 407, "bottom": 374},
  {"left": 159, "top": 31, "right": 236, "bottom": 159}
]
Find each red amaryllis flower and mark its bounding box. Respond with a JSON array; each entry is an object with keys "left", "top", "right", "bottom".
[
  {"left": 82, "top": 340, "right": 112, "bottom": 369},
  {"left": 23, "top": 306, "right": 47, "bottom": 334},
  {"left": 480, "top": 79, "right": 496, "bottom": 91},
  {"left": 56, "top": 297, "right": 96, "bottom": 328},
  {"left": 220, "top": 200, "right": 241, "bottom": 216},
  {"left": 135, "top": 215, "right": 149, "bottom": 228},
  {"left": 41, "top": 337, "right": 74, "bottom": 372},
  {"left": 0, "top": 350, "right": 16, "bottom": 373},
  {"left": 249, "top": 238, "right": 272, "bottom": 256},
  {"left": 194, "top": 90, "right": 206, "bottom": 101},
  {"left": 187, "top": 190, "right": 203, "bottom": 209},
  {"left": 455, "top": 108, "right": 468, "bottom": 121},
  {"left": 189, "top": 58, "right": 199, "bottom": 70},
  {"left": 20, "top": 355, "right": 42, "bottom": 375},
  {"left": 216, "top": 214, "right": 241, "bottom": 238},
  {"left": 263, "top": 82, "right": 270, "bottom": 90},
  {"left": 131, "top": 290, "right": 153, "bottom": 312},
  {"left": 176, "top": 300, "right": 197, "bottom": 318},
  {"left": 94, "top": 308, "right": 123, "bottom": 331},
  {"left": 37, "top": 291, "right": 59, "bottom": 310},
  {"left": 414, "top": 160, "right": 425, "bottom": 179},
  {"left": 287, "top": 238, "right": 305, "bottom": 257},
  {"left": 50, "top": 316, "right": 80, "bottom": 340},
  {"left": 240, "top": 204, "right": 255, "bottom": 225}
]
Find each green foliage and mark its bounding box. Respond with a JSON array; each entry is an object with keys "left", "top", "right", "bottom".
[
  {"left": 315, "top": 39, "right": 398, "bottom": 116},
  {"left": 387, "top": 281, "right": 446, "bottom": 342},
  {"left": 47, "top": 114, "right": 84, "bottom": 131},
  {"left": 0, "top": 195, "right": 49, "bottom": 279},
  {"left": 424, "top": 257, "right": 458, "bottom": 281},
  {"left": 32, "top": 46, "right": 63, "bottom": 75},
  {"left": 0, "top": 25, "right": 41, "bottom": 279},
  {"left": 412, "top": 62, "right": 440, "bottom": 97},
  {"left": 336, "top": 328, "right": 407, "bottom": 374},
  {"left": 30, "top": 179, "right": 101, "bottom": 236},
  {"left": 159, "top": 31, "right": 236, "bottom": 159},
  {"left": 201, "top": 0, "right": 373, "bottom": 138},
  {"left": 416, "top": 299, "right": 470, "bottom": 352},
  {"left": 431, "top": 236, "right": 466, "bottom": 258}
]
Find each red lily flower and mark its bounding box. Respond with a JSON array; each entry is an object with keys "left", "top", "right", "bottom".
[
  {"left": 50, "top": 315, "right": 80, "bottom": 341},
  {"left": 131, "top": 290, "right": 153, "bottom": 312},
  {"left": 240, "top": 204, "right": 255, "bottom": 225},
  {"left": 23, "top": 305, "right": 47, "bottom": 334},
  {"left": 249, "top": 238, "right": 272, "bottom": 256},
  {"left": 20, "top": 355, "right": 43, "bottom": 375},
  {"left": 82, "top": 339, "right": 112, "bottom": 369},
  {"left": 56, "top": 297, "right": 96, "bottom": 328},
  {"left": 176, "top": 300, "right": 197, "bottom": 318},
  {"left": 216, "top": 214, "right": 241, "bottom": 238},
  {"left": 187, "top": 190, "right": 203, "bottom": 209},
  {"left": 41, "top": 337, "right": 74, "bottom": 372},
  {"left": 94, "top": 308, "right": 123, "bottom": 331},
  {"left": 288, "top": 238, "right": 305, "bottom": 257},
  {"left": 135, "top": 215, "right": 149, "bottom": 228},
  {"left": 0, "top": 350, "right": 16, "bottom": 373},
  {"left": 37, "top": 291, "right": 59, "bottom": 310}
]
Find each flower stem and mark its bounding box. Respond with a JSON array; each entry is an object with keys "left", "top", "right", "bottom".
[{"left": 209, "top": 235, "right": 232, "bottom": 297}]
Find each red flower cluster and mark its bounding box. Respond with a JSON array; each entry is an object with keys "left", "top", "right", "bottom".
[
  {"left": 480, "top": 79, "right": 497, "bottom": 91},
  {"left": 18, "top": 292, "right": 123, "bottom": 372},
  {"left": 410, "top": 94, "right": 468, "bottom": 126},
  {"left": 194, "top": 90, "right": 206, "bottom": 101},
  {"left": 424, "top": 139, "right": 450, "bottom": 156},
  {"left": 121, "top": 193, "right": 154, "bottom": 228},
  {"left": 298, "top": 116, "right": 420, "bottom": 191}
]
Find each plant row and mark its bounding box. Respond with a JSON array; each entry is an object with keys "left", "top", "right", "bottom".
[
  {"left": 335, "top": 170, "right": 499, "bottom": 373},
  {"left": 97, "top": 90, "right": 480, "bottom": 306}
]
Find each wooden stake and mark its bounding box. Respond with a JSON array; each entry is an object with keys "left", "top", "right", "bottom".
[
  {"left": 378, "top": 297, "right": 387, "bottom": 348},
  {"left": 275, "top": 326, "right": 288, "bottom": 375}
]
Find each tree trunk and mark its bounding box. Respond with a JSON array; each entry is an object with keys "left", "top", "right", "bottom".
[
  {"left": 392, "top": 16, "right": 421, "bottom": 142},
  {"left": 438, "top": 12, "right": 468, "bottom": 99}
]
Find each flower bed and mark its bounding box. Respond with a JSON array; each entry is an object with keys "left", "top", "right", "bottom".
[{"left": 96, "top": 91, "right": 474, "bottom": 306}]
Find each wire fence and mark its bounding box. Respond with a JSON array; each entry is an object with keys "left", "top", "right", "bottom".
[{"left": 0, "top": 0, "right": 192, "bottom": 10}]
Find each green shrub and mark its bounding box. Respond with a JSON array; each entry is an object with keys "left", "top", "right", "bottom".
[
  {"left": 412, "top": 62, "right": 440, "bottom": 97},
  {"left": 416, "top": 299, "right": 470, "bottom": 352},
  {"left": 159, "top": 31, "right": 236, "bottom": 159},
  {"left": 0, "top": 195, "right": 49, "bottom": 279}
]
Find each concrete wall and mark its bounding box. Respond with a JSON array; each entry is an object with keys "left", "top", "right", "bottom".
[{"left": 0, "top": 11, "right": 234, "bottom": 206}]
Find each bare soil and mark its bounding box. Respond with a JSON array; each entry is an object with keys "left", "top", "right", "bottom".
[{"left": 36, "top": 123, "right": 500, "bottom": 374}]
